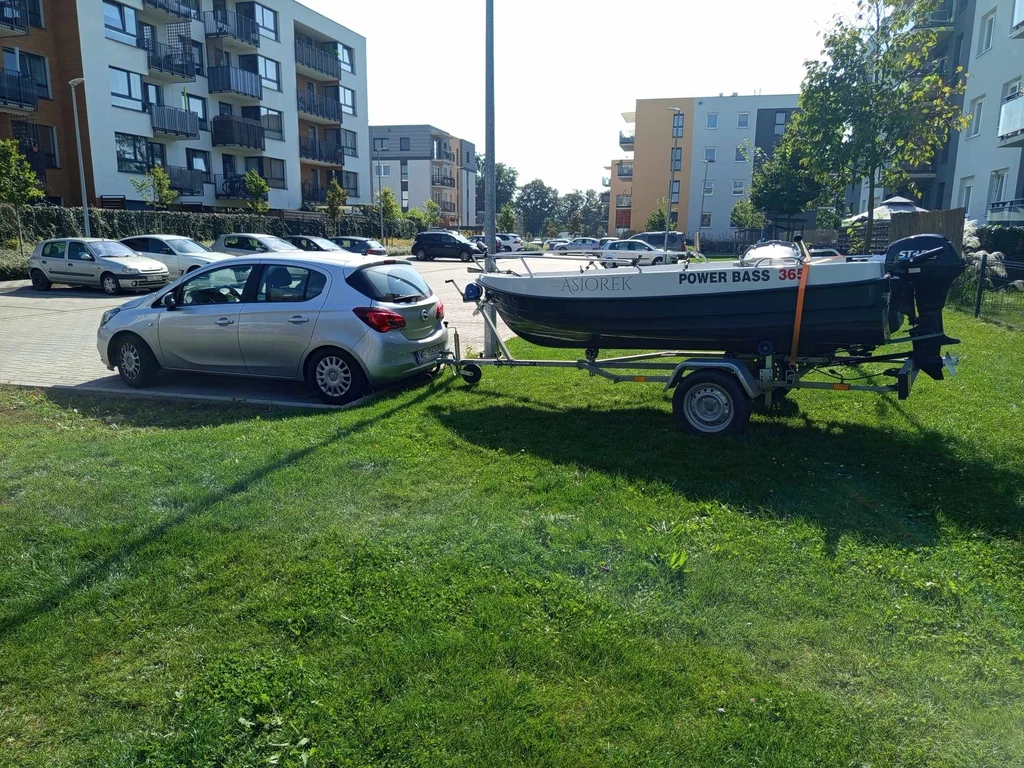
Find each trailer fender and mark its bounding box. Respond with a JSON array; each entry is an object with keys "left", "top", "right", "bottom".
[{"left": 664, "top": 359, "right": 761, "bottom": 399}]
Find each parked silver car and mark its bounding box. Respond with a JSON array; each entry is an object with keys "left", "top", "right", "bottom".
[
  {"left": 97, "top": 254, "right": 448, "bottom": 404},
  {"left": 120, "top": 235, "right": 232, "bottom": 278},
  {"left": 29, "top": 238, "right": 170, "bottom": 295},
  {"left": 211, "top": 233, "right": 299, "bottom": 255},
  {"left": 598, "top": 239, "right": 670, "bottom": 266}
]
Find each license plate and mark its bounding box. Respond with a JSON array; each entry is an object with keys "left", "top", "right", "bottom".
[{"left": 415, "top": 344, "right": 445, "bottom": 364}]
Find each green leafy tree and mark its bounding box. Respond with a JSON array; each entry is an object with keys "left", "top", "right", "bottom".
[
  {"left": 515, "top": 179, "right": 560, "bottom": 238},
  {"left": 243, "top": 168, "right": 270, "bottom": 213},
  {"left": 791, "top": 0, "right": 969, "bottom": 246},
  {"left": 543, "top": 219, "right": 561, "bottom": 238},
  {"left": 377, "top": 186, "right": 402, "bottom": 240},
  {"left": 0, "top": 139, "right": 44, "bottom": 207},
  {"left": 130, "top": 165, "right": 177, "bottom": 210},
  {"left": 730, "top": 198, "right": 768, "bottom": 230},
  {"left": 424, "top": 198, "right": 441, "bottom": 229},
  {"left": 645, "top": 199, "right": 668, "bottom": 232},
  {"left": 749, "top": 135, "right": 822, "bottom": 233},
  {"left": 497, "top": 202, "right": 517, "bottom": 233},
  {"left": 579, "top": 189, "right": 606, "bottom": 237},
  {"left": 567, "top": 209, "right": 583, "bottom": 236},
  {"left": 404, "top": 206, "right": 429, "bottom": 232},
  {"left": 325, "top": 177, "right": 347, "bottom": 232},
  {"left": 476, "top": 158, "right": 519, "bottom": 213}
]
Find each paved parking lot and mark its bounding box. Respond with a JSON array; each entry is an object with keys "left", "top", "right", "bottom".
[{"left": 0, "top": 254, "right": 576, "bottom": 407}]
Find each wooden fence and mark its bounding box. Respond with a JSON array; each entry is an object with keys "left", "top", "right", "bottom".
[{"left": 890, "top": 207, "right": 966, "bottom": 255}]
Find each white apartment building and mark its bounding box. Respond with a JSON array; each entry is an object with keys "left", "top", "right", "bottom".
[{"left": 77, "top": 0, "right": 369, "bottom": 210}]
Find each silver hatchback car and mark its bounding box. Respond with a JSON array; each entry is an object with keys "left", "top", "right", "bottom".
[{"left": 97, "top": 254, "right": 448, "bottom": 404}]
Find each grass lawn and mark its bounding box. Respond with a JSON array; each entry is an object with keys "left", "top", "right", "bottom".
[{"left": 1, "top": 312, "right": 1022, "bottom": 767}]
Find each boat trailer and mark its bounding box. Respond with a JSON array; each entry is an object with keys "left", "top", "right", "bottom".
[{"left": 439, "top": 275, "right": 959, "bottom": 436}]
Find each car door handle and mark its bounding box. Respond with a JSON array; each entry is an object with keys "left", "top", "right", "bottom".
[
  {"left": 288, "top": 316, "right": 310, "bottom": 324},
  {"left": 215, "top": 317, "right": 234, "bottom": 326}
]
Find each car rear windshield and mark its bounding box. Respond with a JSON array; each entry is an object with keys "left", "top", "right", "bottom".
[
  {"left": 347, "top": 264, "right": 431, "bottom": 303},
  {"left": 308, "top": 237, "right": 343, "bottom": 250},
  {"left": 260, "top": 236, "right": 298, "bottom": 251},
  {"left": 365, "top": 240, "right": 384, "bottom": 250},
  {"left": 92, "top": 241, "right": 139, "bottom": 258},
  {"left": 171, "top": 239, "right": 211, "bottom": 254}
]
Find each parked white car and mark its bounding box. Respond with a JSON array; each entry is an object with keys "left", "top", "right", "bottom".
[
  {"left": 120, "top": 235, "right": 232, "bottom": 279},
  {"left": 28, "top": 238, "right": 169, "bottom": 295},
  {"left": 599, "top": 239, "right": 670, "bottom": 266},
  {"left": 554, "top": 237, "right": 601, "bottom": 252},
  {"left": 497, "top": 233, "right": 524, "bottom": 252},
  {"left": 211, "top": 233, "right": 301, "bottom": 255}
]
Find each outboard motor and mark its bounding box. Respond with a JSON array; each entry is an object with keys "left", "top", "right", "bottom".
[{"left": 885, "top": 234, "right": 964, "bottom": 380}]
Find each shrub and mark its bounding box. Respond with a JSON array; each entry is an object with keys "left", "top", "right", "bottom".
[
  {"left": 0, "top": 248, "right": 28, "bottom": 281},
  {"left": 977, "top": 226, "right": 1024, "bottom": 258}
]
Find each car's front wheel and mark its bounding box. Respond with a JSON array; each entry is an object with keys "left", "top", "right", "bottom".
[
  {"left": 460, "top": 250, "right": 474, "bottom": 262},
  {"left": 415, "top": 249, "right": 429, "bottom": 261},
  {"left": 100, "top": 272, "right": 122, "bottom": 296},
  {"left": 307, "top": 348, "right": 368, "bottom": 405},
  {"left": 114, "top": 334, "right": 158, "bottom": 388},
  {"left": 30, "top": 269, "right": 51, "bottom": 291}
]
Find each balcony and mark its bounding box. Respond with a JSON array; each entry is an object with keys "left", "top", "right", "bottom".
[
  {"left": 987, "top": 199, "right": 1024, "bottom": 224},
  {"left": 211, "top": 114, "right": 265, "bottom": 150},
  {"left": 433, "top": 148, "right": 456, "bottom": 163},
  {"left": 165, "top": 165, "right": 205, "bottom": 196},
  {"left": 616, "top": 195, "right": 632, "bottom": 208},
  {"left": 204, "top": 9, "right": 259, "bottom": 49},
  {"left": 916, "top": 0, "right": 954, "bottom": 39},
  {"left": 138, "top": 39, "right": 196, "bottom": 82},
  {"left": 599, "top": 191, "right": 610, "bottom": 204},
  {"left": 149, "top": 104, "right": 200, "bottom": 139},
  {"left": 208, "top": 65, "right": 262, "bottom": 100},
  {"left": 907, "top": 161, "right": 936, "bottom": 179},
  {"left": 997, "top": 93, "right": 1024, "bottom": 148},
  {"left": 440, "top": 201, "right": 457, "bottom": 214},
  {"left": 214, "top": 173, "right": 268, "bottom": 200},
  {"left": 619, "top": 130, "right": 635, "bottom": 151},
  {"left": 301, "top": 182, "right": 327, "bottom": 204},
  {"left": 294, "top": 40, "right": 341, "bottom": 80},
  {"left": 1014, "top": 0, "right": 1024, "bottom": 39},
  {"left": 0, "top": 0, "right": 28, "bottom": 37},
  {"left": 432, "top": 176, "right": 456, "bottom": 188},
  {"left": 299, "top": 136, "right": 345, "bottom": 166},
  {"left": 0, "top": 69, "right": 37, "bottom": 112},
  {"left": 296, "top": 89, "right": 341, "bottom": 124},
  {"left": 602, "top": 176, "right": 611, "bottom": 188},
  {"left": 617, "top": 163, "right": 633, "bottom": 179},
  {"left": 141, "top": 0, "right": 199, "bottom": 21}
]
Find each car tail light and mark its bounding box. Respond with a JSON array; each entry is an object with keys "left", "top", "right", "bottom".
[
  {"left": 436, "top": 300, "right": 444, "bottom": 321},
  {"left": 353, "top": 307, "right": 407, "bottom": 332},
  {"left": 369, "top": 248, "right": 387, "bottom": 255}
]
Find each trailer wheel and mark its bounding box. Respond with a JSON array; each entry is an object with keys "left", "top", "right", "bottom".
[
  {"left": 672, "top": 370, "right": 751, "bottom": 435},
  {"left": 461, "top": 363, "right": 483, "bottom": 385}
]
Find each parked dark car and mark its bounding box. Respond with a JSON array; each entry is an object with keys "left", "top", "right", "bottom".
[
  {"left": 413, "top": 231, "right": 478, "bottom": 261},
  {"left": 629, "top": 231, "right": 693, "bottom": 251},
  {"left": 329, "top": 236, "right": 388, "bottom": 256},
  {"left": 284, "top": 235, "right": 345, "bottom": 252}
]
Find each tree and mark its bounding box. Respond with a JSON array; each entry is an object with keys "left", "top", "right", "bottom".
[
  {"left": 497, "top": 202, "right": 516, "bottom": 233},
  {"left": 243, "top": 168, "right": 270, "bottom": 213},
  {"left": 325, "top": 177, "right": 347, "bottom": 231},
  {"left": 645, "top": 199, "right": 668, "bottom": 232},
  {"left": 567, "top": 209, "right": 583, "bottom": 236},
  {"left": 579, "top": 189, "right": 606, "bottom": 237},
  {"left": 424, "top": 198, "right": 441, "bottom": 229},
  {"left": 130, "top": 165, "right": 177, "bottom": 210},
  {"left": 404, "top": 207, "right": 429, "bottom": 232},
  {"left": 730, "top": 198, "right": 768, "bottom": 230},
  {"left": 543, "top": 219, "right": 561, "bottom": 238},
  {"left": 515, "top": 179, "right": 560, "bottom": 237},
  {"left": 749, "top": 134, "right": 822, "bottom": 233},
  {"left": 791, "top": 0, "right": 969, "bottom": 247},
  {"left": 376, "top": 186, "right": 402, "bottom": 240},
  {"left": 0, "top": 139, "right": 44, "bottom": 208},
  {"left": 476, "top": 158, "right": 518, "bottom": 213}
]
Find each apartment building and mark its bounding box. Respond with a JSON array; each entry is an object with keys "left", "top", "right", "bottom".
[
  {"left": 608, "top": 93, "right": 799, "bottom": 238},
  {"left": 0, "top": 0, "right": 369, "bottom": 209},
  {"left": 849, "top": 0, "right": 1023, "bottom": 226},
  {"left": 369, "top": 124, "right": 477, "bottom": 227}
]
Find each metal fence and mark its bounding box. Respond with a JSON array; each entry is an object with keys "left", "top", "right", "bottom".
[{"left": 948, "top": 254, "right": 1024, "bottom": 328}]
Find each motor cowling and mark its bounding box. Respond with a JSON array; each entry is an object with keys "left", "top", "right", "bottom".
[{"left": 884, "top": 234, "right": 964, "bottom": 380}]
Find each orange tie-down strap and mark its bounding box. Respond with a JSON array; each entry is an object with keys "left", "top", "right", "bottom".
[{"left": 789, "top": 240, "right": 815, "bottom": 364}]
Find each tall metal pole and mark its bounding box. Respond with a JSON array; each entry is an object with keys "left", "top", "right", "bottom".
[
  {"left": 664, "top": 107, "right": 681, "bottom": 254},
  {"left": 69, "top": 79, "right": 90, "bottom": 238},
  {"left": 698, "top": 159, "right": 711, "bottom": 232},
  {"left": 375, "top": 146, "right": 384, "bottom": 243},
  {"left": 483, "top": 0, "right": 498, "bottom": 357}
]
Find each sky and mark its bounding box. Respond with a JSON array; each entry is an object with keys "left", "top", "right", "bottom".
[{"left": 304, "top": 0, "right": 860, "bottom": 195}]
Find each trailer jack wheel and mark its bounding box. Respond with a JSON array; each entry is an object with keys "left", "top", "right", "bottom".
[
  {"left": 672, "top": 370, "right": 751, "bottom": 435},
  {"left": 461, "top": 363, "right": 483, "bottom": 385}
]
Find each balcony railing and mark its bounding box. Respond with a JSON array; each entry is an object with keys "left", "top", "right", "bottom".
[
  {"left": 907, "top": 161, "right": 937, "bottom": 177},
  {"left": 617, "top": 164, "right": 633, "bottom": 179},
  {"left": 917, "top": 0, "right": 953, "bottom": 28},
  {"left": 1013, "top": 0, "right": 1024, "bottom": 38},
  {"left": 987, "top": 199, "right": 1024, "bottom": 224},
  {"left": 440, "top": 201, "right": 457, "bottom": 213},
  {"left": 208, "top": 65, "right": 262, "bottom": 99},
  {"left": 0, "top": 68, "right": 37, "bottom": 110},
  {"left": 301, "top": 182, "right": 327, "bottom": 204},
  {"left": 204, "top": 9, "right": 259, "bottom": 48},
  {"left": 299, "top": 136, "right": 345, "bottom": 165},
  {"left": 214, "top": 173, "right": 269, "bottom": 200},
  {"left": 616, "top": 195, "right": 632, "bottom": 208},
  {"left": 599, "top": 191, "right": 610, "bottom": 204},
  {"left": 998, "top": 93, "right": 1024, "bottom": 148},
  {"left": 0, "top": 0, "right": 28, "bottom": 37},
  {"left": 602, "top": 176, "right": 611, "bottom": 187},
  {"left": 296, "top": 90, "right": 341, "bottom": 122},
  {"left": 432, "top": 176, "right": 456, "bottom": 188},
  {"left": 294, "top": 40, "right": 341, "bottom": 79},
  {"left": 138, "top": 39, "right": 196, "bottom": 82},
  {"left": 434, "top": 149, "right": 456, "bottom": 162},
  {"left": 211, "top": 114, "right": 265, "bottom": 150},
  {"left": 149, "top": 104, "right": 200, "bottom": 138},
  {"left": 165, "top": 165, "right": 205, "bottom": 196},
  {"left": 619, "top": 130, "right": 635, "bottom": 148},
  {"left": 141, "top": 0, "right": 200, "bottom": 20}
]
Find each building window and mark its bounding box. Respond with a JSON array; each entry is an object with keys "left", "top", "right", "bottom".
[
  {"left": 703, "top": 180, "right": 714, "bottom": 196},
  {"left": 1003, "top": 78, "right": 1021, "bottom": 102},
  {"left": 706, "top": 112, "right": 718, "bottom": 129},
  {"left": 186, "top": 149, "right": 211, "bottom": 182},
  {"left": 109, "top": 66, "right": 144, "bottom": 111},
  {"left": 958, "top": 177, "right": 974, "bottom": 211},
  {"left": 254, "top": 55, "right": 280, "bottom": 91},
  {"left": 672, "top": 112, "right": 684, "bottom": 138},
  {"left": 373, "top": 137, "right": 389, "bottom": 151},
  {"left": 27, "top": 0, "right": 42, "bottom": 27},
  {"left": 401, "top": 190, "right": 409, "bottom": 211},
  {"left": 115, "top": 133, "right": 150, "bottom": 173},
  {"left": 143, "top": 82, "right": 162, "bottom": 110},
  {"left": 701, "top": 213, "right": 712, "bottom": 229},
  {"left": 401, "top": 160, "right": 408, "bottom": 181},
  {"left": 149, "top": 141, "right": 165, "bottom": 167},
  {"left": 733, "top": 179, "right": 745, "bottom": 195},
  {"left": 343, "top": 170, "right": 358, "bottom": 196},
  {"left": 340, "top": 87, "right": 355, "bottom": 115},
  {"left": 246, "top": 156, "right": 286, "bottom": 188},
  {"left": 192, "top": 42, "right": 205, "bottom": 76},
  {"left": 103, "top": 1, "right": 137, "bottom": 45},
  {"left": 977, "top": 10, "right": 995, "bottom": 55},
  {"left": 967, "top": 96, "right": 983, "bottom": 137},
  {"left": 3, "top": 49, "right": 49, "bottom": 99},
  {"left": 250, "top": 3, "right": 278, "bottom": 40},
  {"left": 341, "top": 128, "right": 357, "bottom": 156},
  {"left": 704, "top": 147, "right": 716, "bottom": 163},
  {"left": 774, "top": 111, "right": 787, "bottom": 135},
  {"left": 735, "top": 145, "right": 746, "bottom": 162},
  {"left": 671, "top": 146, "right": 681, "bottom": 171},
  {"left": 339, "top": 44, "right": 354, "bottom": 73},
  {"left": 376, "top": 163, "right": 391, "bottom": 177},
  {"left": 670, "top": 180, "right": 680, "bottom": 204},
  {"left": 400, "top": 137, "right": 410, "bottom": 151},
  {"left": 988, "top": 169, "right": 1008, "bottom": 204},
  {"left": 737, "top": 112, "right": 749, "bottom": 129},
  {"left": 184, "top": 93, "right": 208, "bottom": 130},
  {"left": 261, "top": 107, "right": 283, "bottom": 140}
]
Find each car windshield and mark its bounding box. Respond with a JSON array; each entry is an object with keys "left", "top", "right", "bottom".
[
  {"left": 308, "top": 237, "right": 343, "bottom": 250},
  {"left": 91, "top": 241, "right": 139, "bottom": 258},
  {"left": 260, "top": 236, "right": 297, "bottom": 251},
  {"left": 366, "top": 240, "right": 384, "bottom": 250},
  {"left": 452, "top": 233, "right": 473, "bottom": 244},
  {"left": 170, "top": 239, "right": 212, "bottom": 254},
  {"left": 347, "top": 264, "right": 431, "bottom": 303}
]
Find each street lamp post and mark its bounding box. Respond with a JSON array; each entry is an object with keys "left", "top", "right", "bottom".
[
  {"left": 697, "top": 158, "right": 713, "bottom": 246},
  {"left": 69, "top": 78, "right": 90, "bottom": 238},
  {"left": 483, "top": 0, "right": 498, "bottom": 357},
  {"left": 664, "top": 107, "right": 682, "bottom": 254},
  {"left": 374, "top": 144, "right": 384, "bottom": 243}
]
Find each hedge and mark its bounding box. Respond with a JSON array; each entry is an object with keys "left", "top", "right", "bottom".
[{"left": 978, "top": 226, "right": 1024, "bottom": 258}]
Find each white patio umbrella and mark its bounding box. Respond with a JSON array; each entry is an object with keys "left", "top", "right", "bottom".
[{"left": 843, "top": 196, "right": 928, "bottom": 226}]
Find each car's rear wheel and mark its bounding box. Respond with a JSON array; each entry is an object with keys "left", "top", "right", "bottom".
[
  {"left": 101, "top": 272, "right": 122, "bottom": 296},
  {"left": 307, "top": 348, "right": 367, "bottom": 405},
  {"left": 415, "top": 249, "right": 429, "bottom": 261},
  {"left": 30, "top": 269, "right": 51, "bottom": 291},
  {"left": 114, "top": 334, "right": 158, "bottom": 388},
  {"left": 460, "top": 250, "right": 473, "bottom": 262},
  {"left": 652, "top": 257, "right": 664, "bottom": 265}
]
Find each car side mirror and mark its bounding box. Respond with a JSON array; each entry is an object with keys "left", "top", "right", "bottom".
[
  {"left": 162, "top": 293, "right": 177, "bottom": 310},
  {"left": 83, "top": 254, "right": 95, "bottom": 262}
]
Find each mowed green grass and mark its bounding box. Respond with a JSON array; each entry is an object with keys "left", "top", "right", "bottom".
[{"left": 1, "top": 312, "right": 1022, "bottom": 767}]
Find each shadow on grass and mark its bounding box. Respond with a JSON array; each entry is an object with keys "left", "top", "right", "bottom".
[
  {"left": 0, "top": 384, "right": 441, "bottom": 638},
  {"left": 432, "top": 399, "right": 1023, "bottom": 552}
]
